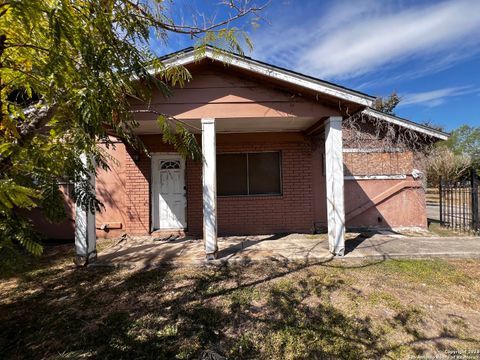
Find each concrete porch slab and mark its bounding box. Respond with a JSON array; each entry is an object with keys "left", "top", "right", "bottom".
[
  {"left": 95, "top": 231, "right": 480, "bottom": 269},
  {"left": 96, "top": 233, "right": 333, "bottom": 269}
]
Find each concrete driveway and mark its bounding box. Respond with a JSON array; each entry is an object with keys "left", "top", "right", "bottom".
[
  {"left": 427, "top": 204, "right": 440, "bottom": 222},
  {"left": 96, "top": 231, "right": 480, "bottom": 269},
  {"left": 343, "top": 234, "right": 480, "bottom": 259}
]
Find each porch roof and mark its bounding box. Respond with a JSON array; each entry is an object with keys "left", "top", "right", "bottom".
[{"left": 135, "top": 116, "right": 319, "bottom": 134}]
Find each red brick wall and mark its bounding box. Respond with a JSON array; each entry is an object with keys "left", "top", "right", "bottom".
[
  {"left": 185, "top": 158, "right": 202, "bottom": 235},
  {"left": 124, "top": 147, "right": 150, "bottom": 234},
  {"left": 31, "top": 130, "right": 427, "bottom": 239},
  {"left": 122, "top": 132, "right": 426, "bottom": 236},
  {"left": 343, "top": 151, "right": 414, "bottom": 176},
  {"left": 124, "top": 133, "right": 314, "bottom": 236},
  {"left": 213, "top": 137, "right": 313, "bottom": 236},
  {"left": 123, "top": 138, "right": 175, "bottom": 234}
]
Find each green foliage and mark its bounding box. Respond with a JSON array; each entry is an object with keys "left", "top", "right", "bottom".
[
  {"left": 0, "top": 214, "right": 43, "bottom": 270},
  {"left": 0, "top": 0, "right": 260, "bottom": 257},
  {"left": 0, "top": 180, "right": 44, "bottom": 258},
  {"left": 0, "top": 179, "right": 39, "bottom": 212},
  {"left": 427, "top": 125, "right": 480, "bottom": 185},
  {"left": 374, "top": 91, "right": 400, "bottom": 115},
  {"left": 157, "top": 115, "right": 202, "bottom": 161},
  {"left": 72, "top": 176, "right": 102, "bottom": 214},
  {"left": 39, "top": 183, "right": 67, "bottom": 223},
  {"left": 197, "top": 28, "right": 253, "bottom": 56},
  {"left": 443, "top": 125, "right": 480, "bottom": 171}
]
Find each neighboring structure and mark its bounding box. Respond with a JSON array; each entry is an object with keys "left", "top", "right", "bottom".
[{"left": 39, "top": 47, "right": 448, "bottom": 261}]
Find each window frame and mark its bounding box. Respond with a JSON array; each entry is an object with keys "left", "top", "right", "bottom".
[{"left": 217, "top": 151, "right": 283, "bottom": 197}]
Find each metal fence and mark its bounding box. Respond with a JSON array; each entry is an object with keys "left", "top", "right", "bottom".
[{"left": 439, "top": 169, "right": 479, "bottom": 233}]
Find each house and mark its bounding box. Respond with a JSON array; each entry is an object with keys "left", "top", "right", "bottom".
[{"left": 64, "top": 46, "right": 448, "bottom": 262}]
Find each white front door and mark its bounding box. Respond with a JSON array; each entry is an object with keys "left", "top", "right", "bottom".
[{"left": 152, "top": 155, "right": 186, "bottom": 230}]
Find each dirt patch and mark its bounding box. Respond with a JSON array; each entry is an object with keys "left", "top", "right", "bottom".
[{"left": 1, "top": 247, "right": 479, "bottom": 359}]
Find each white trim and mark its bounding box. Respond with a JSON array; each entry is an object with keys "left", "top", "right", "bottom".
[
  {"left": 154, "top": 47, "right": 448, "bottom": 141},
  {"left": 150, "top": 153, "right": 186, "bottom": 231},
  {"left": 344, "top": 175, "right": 407, "bottom": 181},
  {"left": 343, "top": 148, "right": 403, "bottom": 153},
  {"left": 201, "top": 118, "right": 218, "bottom": 259},
  {"left": 157, "top": 47, "right": 375, "bottom": 107},
  {"left": 74, "top": 153, "right": 97, "bottom": 264},
  {"left": 362, "top": 108, "right": 449, "bottom": 140},
  {"left": 325, "top": 116, "right": 345, "bottom": 256}
]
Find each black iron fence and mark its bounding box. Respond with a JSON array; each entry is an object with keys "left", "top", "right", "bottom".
[{"left": 439, "top": 169, "right": 479, "bottom": 233}]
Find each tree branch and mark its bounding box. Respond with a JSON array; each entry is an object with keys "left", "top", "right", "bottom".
[
  {"left": 126, "top": 0, "right": 268, "bottom": 36},
  {"left": 4, "top": 43, "right": 50, "bottom": 52},
  {"left": 0, "top": 102, "right": 56, "bottom": 173}
]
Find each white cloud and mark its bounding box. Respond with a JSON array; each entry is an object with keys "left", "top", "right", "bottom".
[
  {"left": 252, "top": 0, "right": 480, "bottom": 80},
  {"left": 399, "top": 86, "right": 477, "bottom": 107}
]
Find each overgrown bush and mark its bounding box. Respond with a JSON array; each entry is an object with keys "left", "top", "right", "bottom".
[{"left": 425, "top": 146, "right": 471, "bottom": 186}]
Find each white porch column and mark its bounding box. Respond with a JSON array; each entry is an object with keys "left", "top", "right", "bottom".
[
  {"left": 201, "top": 118, "right": 218, "bottom": 259},
  {"left": 74, "top": 153, "right": 97, "bottom": 265},
  {"left": 325, "top": 116, "right": 345, "bottom": 256}
]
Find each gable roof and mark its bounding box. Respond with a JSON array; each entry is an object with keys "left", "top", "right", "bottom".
[
  {"left": 156, "top": 46, "right": 448, "bottom": 141},
  {"left": 157, "top": 46, "right": 375, "bottom": 107}
]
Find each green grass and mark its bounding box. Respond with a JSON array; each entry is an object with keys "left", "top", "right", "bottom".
[
  {"left": 380, "top": 258, "right": 471, "bottom": 285},
  {"left": 368, "top": 290, "right": 405, "bottom": 311},
  {"left": 428, "top": 222, "right": 475, "bottom": 237},
  {"left": 1, "top": 246, "right": 480, "bottom": 359}
]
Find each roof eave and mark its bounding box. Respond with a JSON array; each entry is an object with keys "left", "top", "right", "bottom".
[
  {"left": 154, "top": 47, "right": 448, "bottom": 141},
  {"left": 362, "top": 108, "right": 449, "bottom": 141},
  {"left": 158, "top": 47, "right": 375, "bottom": 108}
]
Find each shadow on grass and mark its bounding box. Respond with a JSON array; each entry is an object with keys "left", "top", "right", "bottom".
[{"left": 0, "top": 249, "right": 477, "bottom": 359}]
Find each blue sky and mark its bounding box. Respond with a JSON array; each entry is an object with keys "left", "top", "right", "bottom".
[{"left": 151, "top": 0, "right": 480, "bottom": 132}]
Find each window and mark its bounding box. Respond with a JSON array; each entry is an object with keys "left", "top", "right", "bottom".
[
  {"left": 160, "top": 160, "right": 180, "bottom": 170},
  {"left": 217, "top": 152, "right": 281, "bottom": 196}
]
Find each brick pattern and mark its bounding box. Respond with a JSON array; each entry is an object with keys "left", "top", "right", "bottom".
[
  {"left": 124, "top": 148, "right": 151, "bottom": 234},
  {"left": 124, "top": 138, "right": 175, "bottom": 234},
  {"left": 124, "top": 134, "right": 314, "bottom": 236},
  {"left": 343, "top": 151, "right": 414, "bottom": 176},
  {"left": 206, "top": 141, "right": 313, "bottom": 236},
  {"left": 123, "top": 130, "right": 421, "bottom": 236}
]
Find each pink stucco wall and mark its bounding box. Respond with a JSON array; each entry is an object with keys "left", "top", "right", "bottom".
[
  {"left": 128, "top": 64, "right": 342, "bottom": 121},
  {"left": 95, "top": 140, "right": 129, "bottom": 238},
  {"left": 25, "top": 184, "right": 75, "bottom": 240},
  {"left": 344, "top": 178, "right": 427, "bottom": 229}
]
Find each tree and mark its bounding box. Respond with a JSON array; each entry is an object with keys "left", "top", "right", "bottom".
[
  {"left": 443, "top": 125, "right": 480, "bottom": 171},
  {"left": 374, "top": 91, "right": 400, "bottom": 115},
  {"left": 0, "top": 0, "right": 265, "bottom": 260},
  {"left": 421, "top": 120, "right": 445, "bottom": 132},
  {"left": 425, "top": 125, "right": 480, "bottom": 186},
  {"left": 425, "top": 145, "right": 471, "bottom": 186}
]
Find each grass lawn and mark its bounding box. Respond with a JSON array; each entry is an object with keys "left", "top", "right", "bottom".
[
  {"left": 1, "top": 242, "right": 480, "bottom": 359},
  {"left": 428, "top": 222, "right": 478, "bottom": 237}
]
